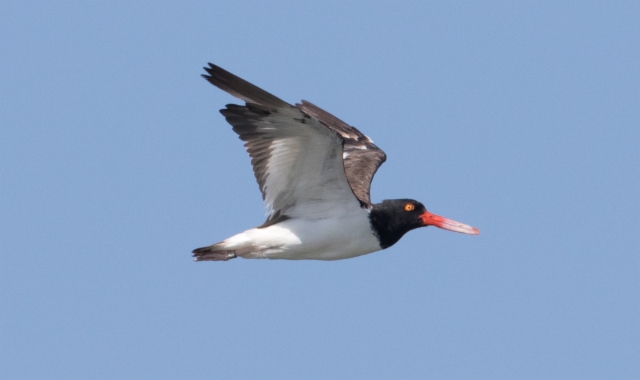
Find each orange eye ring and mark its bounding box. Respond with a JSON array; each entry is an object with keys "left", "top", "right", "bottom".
[{"left": 404, "top": 203, "right": 415, "bottom": 212}]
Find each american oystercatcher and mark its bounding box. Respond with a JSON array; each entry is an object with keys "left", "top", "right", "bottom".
[{"left": 193, "top": 63, "right": 479, "bottom": 261}]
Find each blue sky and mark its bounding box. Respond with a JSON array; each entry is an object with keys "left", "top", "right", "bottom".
[{"left": 1, "top": 1, "right": 638, "bottom": 379}]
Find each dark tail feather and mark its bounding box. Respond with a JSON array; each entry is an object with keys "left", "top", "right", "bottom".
[{"left": 192, "top": 245, "right": 237, "bottom": 262}]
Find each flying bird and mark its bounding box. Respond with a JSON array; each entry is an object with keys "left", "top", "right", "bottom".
[{"left": 193, "top": 63, "right": 479, "bottom": 261}]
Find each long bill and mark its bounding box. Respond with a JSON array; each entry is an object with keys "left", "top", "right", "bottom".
[{"left": 420, "top": 210, "right": 480, "bottom": 235}]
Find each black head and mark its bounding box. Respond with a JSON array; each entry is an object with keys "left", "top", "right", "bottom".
[
  {"left": 369, "top": 198, "right": 480, "bottom": 249},
  {"left": 369, "top": 199, "right": 427, "bottom": 249}
]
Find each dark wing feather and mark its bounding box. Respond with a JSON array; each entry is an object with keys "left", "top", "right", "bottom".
[
  {"left": 296, "top": 100, "right": 386, "bottom": 207},
  {"left": 202, "top": 64, "right": 288, "bottom": 109},
  {"left": 202, "top": 64, "right": 359, "bottom": 222}
]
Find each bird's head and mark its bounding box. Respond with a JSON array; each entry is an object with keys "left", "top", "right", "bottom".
[{"left": 369, "top": 199, "right": 479, "bottom": 249}]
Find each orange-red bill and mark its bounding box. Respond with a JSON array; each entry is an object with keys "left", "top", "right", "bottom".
[{"left": 420, "top": 210, "right": 480, "bottom": 235}]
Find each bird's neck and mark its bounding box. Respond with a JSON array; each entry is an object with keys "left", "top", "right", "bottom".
[{"left": 368, "top": 204, "right": 410, "bottom": 249}]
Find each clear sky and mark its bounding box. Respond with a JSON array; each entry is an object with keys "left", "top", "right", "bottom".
[{"left": 1, "top": 1, "right": 638, "bottom": 379}]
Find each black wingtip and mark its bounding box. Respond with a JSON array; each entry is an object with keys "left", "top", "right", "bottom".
[
  {"left": 201, "top": 63, "right": 218, "bottom": 83},
  {"left": 202, "top": 62, "right": 218, "bottom": 76},
  {"left": 200, "top": 62, "right": 289, "bottom": 109}
]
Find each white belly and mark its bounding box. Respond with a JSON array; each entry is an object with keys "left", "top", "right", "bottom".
[{"left": 220, "top": 208, "right": 382, "bottom": 260}]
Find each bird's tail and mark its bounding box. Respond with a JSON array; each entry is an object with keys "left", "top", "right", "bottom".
[
  {"left": 192, "top": 242, "right": 238, "bottom": 261},
  {"left": 193, "top": 229, "right": 265, "bottom": 261}
]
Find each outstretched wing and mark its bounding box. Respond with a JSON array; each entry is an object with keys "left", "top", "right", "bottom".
[
  {"left": 296, "top": 100, "right": 386, "bottom": 207},
  {"left": 202, "top": 63, "right": 360, "bottom": 222}
]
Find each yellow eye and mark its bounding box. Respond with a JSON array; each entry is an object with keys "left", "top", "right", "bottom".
[{"left": 404, "top": 203, "right": 415, "bottom": 212}]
